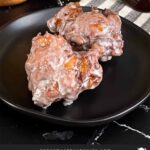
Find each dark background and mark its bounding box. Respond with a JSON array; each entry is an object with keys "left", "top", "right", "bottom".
[{"left": 0, "top": 0, "right": 150, "bottom": 145}]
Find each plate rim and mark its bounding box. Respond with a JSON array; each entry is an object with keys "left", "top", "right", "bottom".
[
  {"left": 0, "top": 7, "right": 150, "bottom": 38},
  {"left": 0, "top": 90, "right": 150, "bottom": 126}
]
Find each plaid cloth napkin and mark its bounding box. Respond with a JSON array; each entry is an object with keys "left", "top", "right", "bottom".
[{"left": 80, "top": 0, "right": 150, "bottom": 34}]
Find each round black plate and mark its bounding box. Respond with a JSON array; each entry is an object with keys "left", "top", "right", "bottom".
[{"left": 0, "top": 7, "right": 150, "bottom": 126}]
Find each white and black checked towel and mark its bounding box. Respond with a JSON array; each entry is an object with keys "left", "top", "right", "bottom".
[{"left": 80, "top": 0, "right": 150, "bottom": 34}]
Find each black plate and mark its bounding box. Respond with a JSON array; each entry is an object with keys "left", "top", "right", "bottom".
[{"left": 0, "top": 7, "right": 150, "bottom": 126}]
